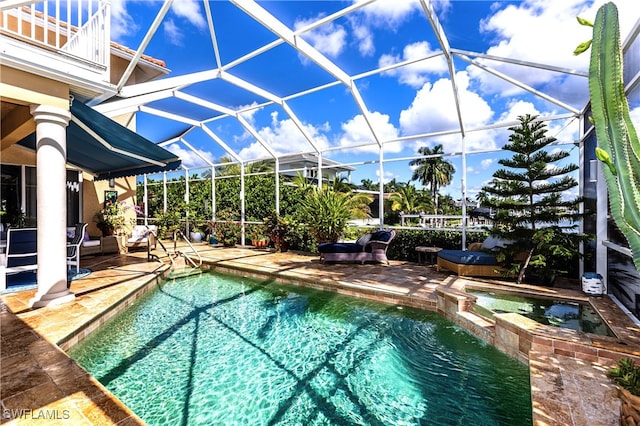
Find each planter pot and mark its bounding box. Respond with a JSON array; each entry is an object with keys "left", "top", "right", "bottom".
[
  {"left": 619, "top": 386, "right": 640, "bottom": 426},
  {"left": 100, "top": 228, "right": 115, "bottom": 237},
  {"left": 190, "top": 232, "right": 202, "bottom": 243},
  {"left": 252, "top": 239, "right": 268, "bottom": 248},
  {"left": 209, "top": 236, "right": 218, "bottom": 245},
  {"left": 275, "top": 241, "right": 289, "bottom": 253}
]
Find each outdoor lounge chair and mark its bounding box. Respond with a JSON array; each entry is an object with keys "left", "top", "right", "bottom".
[
  {"left": 319, "top": 230, "right": 396, "bottom": 265},
  {"left": 126, "top": 225, "right": 157, "bottom": 259},
  {"left": 67, "top": 223, "right": 87, "bottom": 273},
  {"left": 1, "top": 227, "right": 38, "bottom": 290},
  {"left": 436, "top": 237, "right": 513, "bottom": 277}
]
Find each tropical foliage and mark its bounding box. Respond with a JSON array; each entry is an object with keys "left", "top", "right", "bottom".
[
  {"left": 300, "top": 185, "right": 373, "bottom": 243},
  {"left": 410, "top": 144, "right": 455, "bottom": 213},
  {"left": 209, "top": 208, "right": 241, "bottom": 247},
  {"left": 388, "top": 181, "right": 433, "bottom": 217},
  {"left": 609, "top": 358, "right": 640, "bottom": 396},
  {"left": 263, "top": 211, "right": 292, "bottom": 252},
  {"left": 478, "top": 114, "right": 588, "bottom": 283},
  {"left": 94, "top": 201, "right": 130, "bottom": 236}
]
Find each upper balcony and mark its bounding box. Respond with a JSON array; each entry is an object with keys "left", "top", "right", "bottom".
[{"left": 0, "top": 0, "right": 112, "bottom": 97}]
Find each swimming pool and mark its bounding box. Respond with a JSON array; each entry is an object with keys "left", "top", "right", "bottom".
[
  {"left": 69, "top": 272, "right": 532, "bottom": 425},
  {"left": 467, "top": 289, "right": 615, "bottom": 337}
]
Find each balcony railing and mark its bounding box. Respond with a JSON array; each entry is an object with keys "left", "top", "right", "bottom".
[{"left": 0, "top": 0, "right": 110, "bottom": 74}]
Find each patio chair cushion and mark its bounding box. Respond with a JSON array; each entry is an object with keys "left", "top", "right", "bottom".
[
  {"left": 437, "top": 249, "right": 497, "bottom": 266},
  {"left": 318, "top": 242, "right": 362, "bottom": 254},
  {"left": 82, "top": 239, "right": 101, "bottom": 248},
  {"left": 67, "top": 227, "right": 90, "bottom": 242},
  {"left": 130, "top": 226, "right": 147, "bottom": 240},
  {"left": 318, "top": 231, "right": 382, "bottom": 254},
  {"left": 355, "top": 233, "right": 372, "bottom": 247},
  {"left": 370, "top": 230, "right": 393, "bottom": 242},
  {"left": 481, "top": 236, "right": 513, "bottom": 250}
]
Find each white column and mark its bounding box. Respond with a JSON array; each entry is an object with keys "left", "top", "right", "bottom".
[{"left": 29, "top": 104, "right": 75, "bottom": 308}]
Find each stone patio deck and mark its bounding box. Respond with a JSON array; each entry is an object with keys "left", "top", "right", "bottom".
[{"left": 1, "top": 244, "right": 639, "bottom": 425}]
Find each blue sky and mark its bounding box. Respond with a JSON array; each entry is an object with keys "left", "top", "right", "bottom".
[{"left": 106, "top": 0, "right": 640, "bottom": 202}]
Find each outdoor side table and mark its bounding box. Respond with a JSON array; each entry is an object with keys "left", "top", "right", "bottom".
[
  {"left": 101, "top": 235, "right": 121, "bottom": 254},
  {"left": 415, "top": 246, "right": 442, "bottom": 265}
]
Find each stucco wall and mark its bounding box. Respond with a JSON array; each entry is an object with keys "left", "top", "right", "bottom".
[{"left": 83, "top": 174, "right": 138, "bottom": 237}]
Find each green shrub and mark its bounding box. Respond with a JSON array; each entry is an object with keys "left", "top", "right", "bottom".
[
  {"left": 387, "top": 230, "right": 489, "bottom": 262},
  {"left": 609, "top": 358, "right": 640, "bottom": 396}
]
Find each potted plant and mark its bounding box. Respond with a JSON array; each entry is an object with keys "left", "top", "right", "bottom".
[
  {"left": 155, "top": 210, "right": 182, "bottom": 239},
  {"left": 94, "top": 201, "right": 128, "bottom": 236},
  {"left": 249, "top": 224, "right": 269, "bottom": 248},
  {"left": 263, "top": 211, "right": 291, "bottom": 252},
  {"left": 189, "top": 224, "right": 204, "bottom": 243},
  {"left": 205, "top": 220, "right": 218, "bottom": 245},
  {"left": 609, "top": 358, "right": 640, "bottom": 425},
  {"left": 210, "top": 208, "right": 241, "bottom": 247}
]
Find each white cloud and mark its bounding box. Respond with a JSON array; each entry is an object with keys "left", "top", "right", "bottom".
[
  {"left": 237, "top": 102, "right": 262, "bottom": 125},
  {"left": 338, "top": 111, "right": 400, "bottom": 153},
  {"left": 379, "top": 41, "right": 448, "bottom": 88},
  {"left": 471, "top": 0, "right": 638, "bottom": 106},
  {"left": 165, "top": 142, "right": 215, "bottom": 168},
  {"left": 351, "top": 22, "right": 375, "bottom": 56},
  {"left": 399, "top": 71, "right": 494, "bottom": 139},
  {"left": 237, "top": 111, "right": 331, "bottom": 160},
  {"left": 356, "top": 0, "right": 423, "bottom": 27},
  {"left": 630, "top": 106, "right": 640, "bottom": 126},
  {"left": 375, "top": 168, "right": 398, "bottom": 184},
  {"left": 480, "top": 159, "right": 493, "bottom": 169},
  {"left": 163, "top": 19, "right": 184, "bottom": 46},
  {"left": 494, "top": 100, "right": 580, "bottom": 146},
  {"left": 498, "top": 100, "right": 540, "bottom": 122},
  {"left": 109, "top": 0, "right": 138, "bottom": 42},
  {"left": 171, "top": 0, "right": 206, "bottom": 29},
  {"left": 295, "top": 17, "right": 348, "bottom": 58}
]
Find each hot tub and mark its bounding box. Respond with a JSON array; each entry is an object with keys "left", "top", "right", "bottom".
[{"left": 466, "top": 289, "right": 615, "bottom": 337}]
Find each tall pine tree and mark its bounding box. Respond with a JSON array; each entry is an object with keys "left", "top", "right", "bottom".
[{"left": 478, "top": 114, "right": 586, "bottom": 284}]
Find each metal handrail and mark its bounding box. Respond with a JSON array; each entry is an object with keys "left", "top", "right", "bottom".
[
  {"left": 172, "top": 229, "right": 203, "bottom": 269},
  {"left": 146, "top": 227, "right": 202, "bottom": 271}
]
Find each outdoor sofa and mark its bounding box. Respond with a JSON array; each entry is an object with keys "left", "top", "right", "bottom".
[
  {"left": 66, "top": 225, "right": 102, "bottom": 257},
  {"left": 318, "top": 230, "right": 396, "bottom": 265},
  {"left": 436, "top": 237, "right": 512, "bottom": 277}
]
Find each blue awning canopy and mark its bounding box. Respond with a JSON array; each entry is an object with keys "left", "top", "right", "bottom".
[{"left": 18, "top": 100, "right": 181, "bottom": 180}]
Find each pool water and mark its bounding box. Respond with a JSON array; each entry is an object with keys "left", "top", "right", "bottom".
[
  {"left": 467, "top": 289, "right": 615, "bottom": 337},
  {"left": 69, "top": 272, "right": 532, "bottom": 425}
]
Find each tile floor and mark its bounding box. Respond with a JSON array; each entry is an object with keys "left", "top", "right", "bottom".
[{"left": 1, "top": 244, "right": 639, "bottom": 425}]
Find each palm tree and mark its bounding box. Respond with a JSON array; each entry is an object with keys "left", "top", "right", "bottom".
[
  {"left": 388, "top": 182, "right": 433, "bottom": 215},
  {"left": 359, "top": 178, "right": 377, "bottom": 191},
  {"left": 383, "top": 178, "right": 402, "bottom": 193},
  {"left": 215, "top": 157, "right": 273, "bottom": 177},
  {"left": 409, "top": 144, "right": 455, "bottom": 212},
  {"left": 330, "top": 176, "right": 356, "bottom": 193}
]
